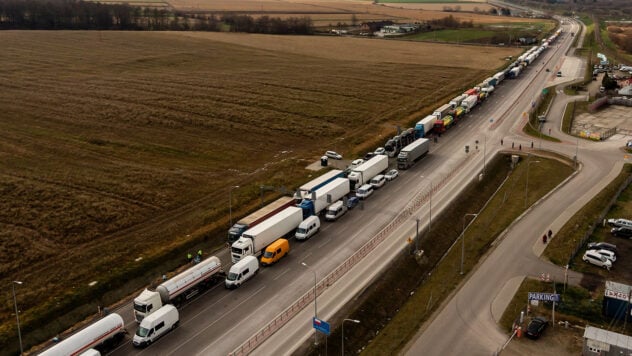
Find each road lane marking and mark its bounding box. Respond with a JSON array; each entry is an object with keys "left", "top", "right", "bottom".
[{"left": 273, "top": 268, "right": 290, "bottom": 281}]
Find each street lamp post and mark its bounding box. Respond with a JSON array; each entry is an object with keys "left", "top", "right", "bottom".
[
  {"left": 12, "top": 281, "right": 23, "bottom": 355},
  {"left": 229, "top": 185, "right": 240, "bottom": 227},
  {"left": 341, "top": 319, "right": 360, "bottom": 356},
  {"left": 525, "top": 156, "right": 541, "bottom": 209},
  {"left": 460, "top": 214, "right": 479, "bottom": 275},
  {"left": 301, "top": 262, "right": 318, "bottom": 345}
]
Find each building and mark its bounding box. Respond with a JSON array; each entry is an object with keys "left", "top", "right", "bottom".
[
  {"left": 359, "top": 21, "right": 394, "bottom": 33},
  {"left": 376, "top": 23, "right": 420, "bottom": 37},
  {"left": 583, "top": 326, "right": 632, "bottom": 355}
]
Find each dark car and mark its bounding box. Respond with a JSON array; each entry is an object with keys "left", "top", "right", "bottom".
[
  {"left": 587, "top": 242, "right": 618, "bottom": 253},
  {"left": 346, "top": 196, "right": 360, "bottom": 209},
  {"left": 611, "top": 227, "right": 632, "bottom": 238},
  {"left": 526, "top": 317, "right": 548, "bottom": 339},
  {"left": 363, "top": 152, "right": 375, "bottom": 161}
]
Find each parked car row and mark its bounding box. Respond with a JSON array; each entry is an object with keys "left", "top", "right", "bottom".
[{"left": 583, "top": 242, "right": 618, "bottom": 271}]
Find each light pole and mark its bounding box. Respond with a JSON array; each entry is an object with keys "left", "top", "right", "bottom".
[
  {"left": 525, "top": 156, "right": 541, "bottom": 209},
  {"left": 229, "top": 185, "right": 239, "bottom": 227},
  {"left": 460, "top": 213, "right": 478, "bottom": 275},
  {"left": 12, "top": 281, "right": 23, "bottom": 355},
  {"left": 301, "top": 262, "right": 318, "bottom": 345},
  {"left": 341, "top": 319, "right": 360, "bottom": 356}
]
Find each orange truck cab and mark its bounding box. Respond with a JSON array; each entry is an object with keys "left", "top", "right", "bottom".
[{"left": 260, "top": 238, "right": 289, "bottom": 266}]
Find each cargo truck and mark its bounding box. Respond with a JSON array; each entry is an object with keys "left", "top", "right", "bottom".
[
  {"left": 298, "top": 177, "right": 350, "bottom": 218},
  {"left": 133, "top": 256, "right": 224, "bottom": 322},
  {"left": 433, "top": 103, "right": 452, "bottom": 120},
  {"left": 227, "top": 196, "right": 295, "bottom": 243},
  {"left": 464, "top": 88, "right": 478, "bottom": 96},
  {"left": 347, "top": 155, "right": 388, "bottom": 189},
  {"left": 231, "top": 206, "right": 303, "bottom": 263},
  {"left": 414, "top": 114, "right": 438, "bottom": 138},
  {"left": 39, "top": 314, "right": 125, "bottom": 356},
  {"left": 397, "top": 138, "right": 430, "bottom": 169},
  {"left": 508, "top": 67, "right": 521, "bottom": 78},
  {"left": 449, "top": 94, "right": 467, "bottom": 108},
  {"left": 493, "top": 71, "right": 505, "bottom": 83},
  {"left": 461, "top": 95, "right": 478, "bottom": 112},
  {"left": 433, "top": 115, "right": 454, "bottom": 134},
  {"left": 449, "top": 107, "right": 465, "bottom": 121},
  {"left": 294, "top": 169, "right": 344, "bottom": 200}
]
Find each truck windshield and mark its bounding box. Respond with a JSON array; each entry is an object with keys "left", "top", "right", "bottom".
[
  {"left": 227, "top": 272, "right": 238, "bottom": 281},
  {"left": 133, "top": 302, "right": 147, "bottom": 313},
  {"left": 231, "top": 247, "right": 243, "bottom": 254},
  {"left": 136, "top": 326, "right": 150, "bottom": 337}
]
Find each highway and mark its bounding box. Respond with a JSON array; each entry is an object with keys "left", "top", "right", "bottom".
[{"left": 101, "top": 17, "right": 605, "bottom": 356}]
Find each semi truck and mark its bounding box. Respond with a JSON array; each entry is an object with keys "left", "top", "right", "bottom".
[
  {"left": 231, "top": 206, "right": 303, "bottom": 263},
  {"left": 449, "top": 94, "right": 467, "bottom": 108},
  {"left": 39, "top": 313, "right": 125, "bottom": 356},
  {"left": 397, "top": 138, "right": 430, "bottom": 170},
  {"left": 294, "top": 169, "right": 344, "bottom": 200},
  {"left": 133, "top": 256, "right": 224, "bottom": 322},
  {"left": 347, "top": 155, "right": 388, "bottom": 189},
  {"left": 461, "top": 95, "right": 478, "bottom": 112},
  {"left": 508, "top": 66, "right": 521, "bottom": 78},
  {"left": 493, "top": 71, "right": 505, "bottom": 84},
  {"left": 433, "top": 115, "right": 454, "bottom": 134},
  {"left": 433, "top": 103, "right": 452, "bottom": 120},
  {"left": 227, "top": 196, "right": 295, "bottom": 243},
  {"left": 414, "top": 114, "right": 438, "bottom": 138},
  {"left": 298, "top": 177, "right": 350, "bottom": 218}
]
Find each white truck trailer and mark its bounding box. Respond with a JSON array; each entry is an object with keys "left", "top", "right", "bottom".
[
  {"left": 231, "top": 206, "right": 303, "bottom": 263},
  {"left": 449, "top": 94, "right": 468, "bottom": 108},
  {"left": 39, "top": 314, "right": 125, "bottom": 356},
  {"left": 347, "top": 155, "right": 388, "bottom": 189},
  {"left": 294, "top": 169, "right": 344, "bottom": 200},
  {"left": 461, "top": 95, "right": 478, "bottom": 112},
  {"left": 298, "top": 177, "right": 350, "bottom": 218},
  {"left": 433, "top": 103, "right": 452, "bottom": 120},
  {"left": 414, "top": 114, "right": 438, "bottom": 138},
  {"left": 397, "top": 138, "right": 430, "bottom": 170},
  {"left": 133, "top": 256, "right": 223, "bottom": 322}
]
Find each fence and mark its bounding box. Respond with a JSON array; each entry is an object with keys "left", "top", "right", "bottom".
[{"left": 228, "top": 151, "right": 479, "bottom": 355}]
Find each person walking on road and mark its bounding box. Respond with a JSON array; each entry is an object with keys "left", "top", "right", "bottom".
[
  {"left": 542, "top": 234, "right": 547, "bottom": 244},
  {"left": 548, "top": 230, "right": 553, "bottom": 239}
]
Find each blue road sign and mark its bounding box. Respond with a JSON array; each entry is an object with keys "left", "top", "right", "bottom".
[
  {"left": 313, "top": 317, "right": 331, "bottom": 336},
  {"left": 528, "top": 292, "right": 560, "bottom": 302}
]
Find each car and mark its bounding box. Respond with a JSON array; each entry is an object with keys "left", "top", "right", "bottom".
[
  {"left": 594, "top": 249, "right": 616, "bottom": 263},
  {"left": 349, "top": 159, "right": 364, "bottom": 169},
  {"left": 556, "top": 71, "right": 562, "bottom": 77},
  {"left": 525, "top": 317, "right": 548, "bottom": 339},
  {"left": 385, "top": 169, "right": 399, "bottom": 181},
  {"left": 374, "top": 147, "right": 386, "bottom": 155},
  {"left": 611, "top": 226, "right": 632, "bottom": 238},
  {"left": 325, "top": 151, "right": 342, "bottom": 160},
  {"left": 545, "top": 68, "right": 550, "bottom": 72},
  {"left": 607, "top": 218, "right": 632, "bottom": 228},
  {"left": 583, "top": 250, "right": 612, "bottom": 270},
  {"left": 587, "top": 242, "right": 617, "bottom": 253},
  {"left": 369, "top": 174, "right": 386, "bottom": 189},
  {"left": 363, "top": 152, "right": 375, "bottom": 161},
  {"left": 346, "top": 196, "right": 360, "bottom": 209}
]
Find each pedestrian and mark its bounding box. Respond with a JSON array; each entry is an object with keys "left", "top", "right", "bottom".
[
  {"left": 519, "top": 144, "right": 522, "bottom": 150},
  {"left": 548, "top": 229, "right": 552, "bottom": 239},
  {"left": 531, "top": 141, "right": 533, "bottom": 148},
  {"left": 512, "top": 142, "right": 515, "bottom": 149},
  {"left": 501, "top": 139, "right": 504, "bottom": 146},
  {"left": 543, "top": 234, "right": 547, "bottom": 244},
  {"left": 197, "top": 249, "right": 203, "bottom": 259},
  {"left": 187, "top": 252, "right": 192, "bottom": 263},
  {"left": 548, "top": 128, "right": 551, "bottom": 135}
]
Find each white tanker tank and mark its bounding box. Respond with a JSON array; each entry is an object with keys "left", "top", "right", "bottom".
[
  {"left": 133, "top": 256, "right": 223, "bottom": 322},
  {"left": 39, "top": 313, "right": 125, "bottom": 356}
]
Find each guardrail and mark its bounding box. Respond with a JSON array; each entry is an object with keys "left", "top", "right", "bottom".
[{"left": 229, "top": 152, "right": 477, "bottom": 355}]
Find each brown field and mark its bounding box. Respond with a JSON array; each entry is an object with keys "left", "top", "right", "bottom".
[{"left": 0, "top": 30, "right": 520, "bottom": 351}]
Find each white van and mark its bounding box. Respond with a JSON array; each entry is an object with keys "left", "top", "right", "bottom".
[
  {"left": 133, "top": 304, "right": 179, "bottom": 347},
  {"left": 225, "top": 255, "right": 259, "bottom": 289},
  {"left": 295, "top": 215, "right": 320, "bottom": 240},
  {"left": 325, "top": 200, "right": 348, "bottom": 221},
  {"left": 356, "top": 184, "right": 374, "bottom": 199}
]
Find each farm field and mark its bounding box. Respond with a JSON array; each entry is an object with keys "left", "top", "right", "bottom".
[{"left": 0, "top": 30, "right": 520, "bottom": 351}]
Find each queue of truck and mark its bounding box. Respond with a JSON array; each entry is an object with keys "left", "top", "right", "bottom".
[{"left": 35, "top": 29, "right": 564, "bottom": 354}]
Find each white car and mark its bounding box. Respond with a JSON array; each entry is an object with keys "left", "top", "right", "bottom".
[
  {"left": 374, "top": 147, "right": 386, "bottom": 155},
  {"left": 325, "top": 151, "right": 342, "bottom": 160},
  {"left": 350, "top": 159, "right": 364, "bottom": 169},
  {"left": 385, "top": 169, "right": 399, "bottom": 181},
  {"left": 369, "top": 174, "right": 386, "bottom": 189},
  {"left": 594, "top": 249, "right": 616, "bottom": 263},
  {"left": 582, "top": 250, "right": 612, "bottom": 270}
]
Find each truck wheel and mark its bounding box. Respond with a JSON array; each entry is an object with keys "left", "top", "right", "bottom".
[{"left": 173, "top": 321, "right": 179, "bottom": 330}]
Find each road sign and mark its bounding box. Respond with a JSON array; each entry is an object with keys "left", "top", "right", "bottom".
[
  {"left": 313, "top": 317, "right": 331, "bottom": 336},
  {"left": 528, "top": 292, "right": 560, "bottom": 302}
]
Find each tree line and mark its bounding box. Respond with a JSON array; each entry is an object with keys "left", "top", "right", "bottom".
[{"left": 0, "top": 0, "right": 314, "bottom": 33}]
